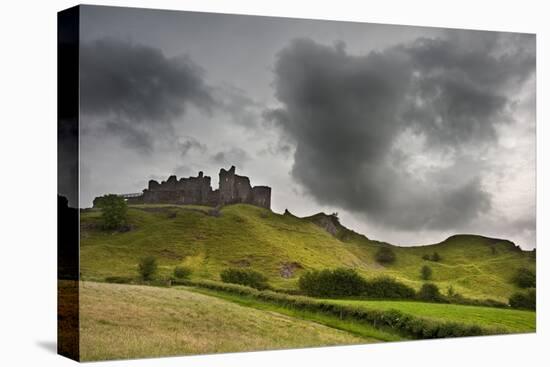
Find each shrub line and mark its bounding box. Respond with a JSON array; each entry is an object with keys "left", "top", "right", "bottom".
[{"left": 174, "top": 279, "right": 507, "bottom": 339}]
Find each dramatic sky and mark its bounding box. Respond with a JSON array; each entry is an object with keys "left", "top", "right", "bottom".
[{"left": 75, "top": 5, "right": 536, "bottom": 249}]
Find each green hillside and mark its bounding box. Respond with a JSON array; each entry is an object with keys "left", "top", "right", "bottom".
[{"left": 80, "top": 204, "right": 535, "bottom": 302}]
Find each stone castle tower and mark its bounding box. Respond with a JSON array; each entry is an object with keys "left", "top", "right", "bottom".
[{"left": 124, "top": 166, "right": 271, "bottom": 210}]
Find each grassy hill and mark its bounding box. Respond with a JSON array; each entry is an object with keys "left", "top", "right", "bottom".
[
  {"left": 79, "top": 281, "right": 367, "bottom": 361},
  {"left": 80, "top": 204, "right": 535, "bottom": 302}
]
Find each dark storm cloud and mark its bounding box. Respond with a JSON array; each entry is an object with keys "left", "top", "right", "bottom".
[
  {"left": 401, "top": 33, "right": 535, "bottom": 148},
  {"left": 80, "top": 38, "right": 215, "bottom": 152},
  {"left": 104, "top": 121, "right": 154, "bottom": 154},
  {"left": 266, "top": 33, "right": 535, "bottom": 230}
]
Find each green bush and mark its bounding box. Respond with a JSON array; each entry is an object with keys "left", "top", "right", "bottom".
[
  {"left": 512, "top": 267, "right": 536, "bottom": 288},
  {"left": 375, "top": 247, "right": 396, "bottom": 265},
  {"left": 422, "top": 254, "right": 431, "bottom": 261},
  {"left": 421, "top": 265, "right": 433, "bottom": 280},
  {"left": 173, "top": 266, "right": 192, "bottom": 279},
  {"left": 104, "top": 276, "right": 134, "bottom": 284},
  {"left": 509, "top": 289, "right": 536, "bottom": 310},
  {"left": 363, "top": 277, "right": 416, "bottom": 299},
  {"left": 138, "top": 256, "right": 158, "bottom": 281},
  {"left": 220, "top": 268, "right": 269, "bottom": 290},
  {"left": 431, "top": 252, "right": 441, "bottom": 262},
  {"left": 97, "top": 194, "right": 128, "bottom": 230},
  {"left": 299, "top": 268, "right": 367, "bottom": 297},
  {"left": 417, "top": 283, "right": 444, "bottom": 302}
]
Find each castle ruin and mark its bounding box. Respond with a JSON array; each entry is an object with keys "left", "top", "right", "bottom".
[{"left": 125, "top": 166, "right": 271, "bottom": 210}]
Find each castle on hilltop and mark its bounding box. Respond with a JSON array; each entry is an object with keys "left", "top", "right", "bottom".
[{"left": 125, "top": 166, "right": 271, "bottom": 210}]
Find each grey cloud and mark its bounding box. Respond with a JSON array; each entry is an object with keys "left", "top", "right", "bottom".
[
  {"left": 178, "top": 136, "right": 207, "bottom": 157},
  {"left": 104, "top": 121, "right": 154, "bottom": 154},
  {"left": 401, "top": 33, "right": 535, "bottom": 148},
  {"left": 267, "top": 34, "right": 534, "bottom": 230},
  {"left": 211, "top": 147, "right": 250, "bottom": 168},
  {"left": 80, "top": 38, "right": 215, "bottom": 153},
  {"left": 216, "top": 84, "right": 263, "bottom": 128}
]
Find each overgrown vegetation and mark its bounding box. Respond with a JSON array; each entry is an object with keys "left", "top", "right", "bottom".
[
  {"left": 173, "top": 266, "right": 192, "bottom": 279},
  {"left": 375, "top": 247, "right": 396, "bottom": 265},
  {"left": 422, "top": 252, "right": 441, "bottom": 262},
  {"left": 96, "top": 194, "right": 128, "bottom": 230},
  {"left": 298, "top": 269, "right": 415, "bottom": 299},
  {"left": 298, "top": 268, "right": 366, "bottom": 297},
  {"left": 220, "top": 268, "right": 269, "bottom": 290},
  {"left": 421, "top": 265, "right": 433, "bottom": 280},
  {"left": 362, "top": 277, "right": 416, "bottom": 299},
  {"left": 138, "top": 256, "right": 158, "bottom": 281},
  {"left": 509, "top": 289, "right": 536, "bottom": 310},
  {"left": 417, "top": 283, "right": 444, "bottom": 302},
  {"left": 512, "top": 267, "right": 536, "bottom": 288}
]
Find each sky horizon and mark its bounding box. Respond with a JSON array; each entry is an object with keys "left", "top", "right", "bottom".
[{"left": 68, "top": 5, "right": 536, "bottom": 249}]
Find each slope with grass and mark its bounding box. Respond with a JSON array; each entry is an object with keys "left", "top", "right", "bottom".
[
  {"left": 79, "top": 281, "right": 368, "bottom": 361},
  {"left": 325, "top": 299, "right": 535, "bottom": 333},
  {"left": 80, "top": 204, "right": 535, "bottom": 302}
]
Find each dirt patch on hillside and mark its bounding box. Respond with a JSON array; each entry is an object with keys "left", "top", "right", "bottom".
[{"left": 280, "top": 262, "right": 303, "bottom": 278}]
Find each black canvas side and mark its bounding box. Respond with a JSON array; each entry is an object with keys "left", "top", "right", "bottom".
[{"left": 57, "top": 5, "right": 80, "bottom": 362}]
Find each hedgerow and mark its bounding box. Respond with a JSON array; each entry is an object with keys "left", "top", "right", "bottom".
[
  {"left": 363, "top": 277, "right": 416, "bottom": 299},
  {"left": 175, "top": 279, "right": 505, "bottom": 339},
  {"left": 298, "top": 268, "right": 366, "bottom": 297},
  {"left": 220, "top": 268, "right": 269, "bottom": 290},
  {"left": 298, "top": 268, "right": 415, "bottom": 299}
]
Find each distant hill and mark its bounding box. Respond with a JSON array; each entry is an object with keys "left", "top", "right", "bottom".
[{"left": 80, "top": 204, "right": 535, "bottom": 302}]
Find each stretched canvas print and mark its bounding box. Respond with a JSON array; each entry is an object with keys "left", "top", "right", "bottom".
[{"left": 58, "top": 4, "right": 536, "bottom": 362}]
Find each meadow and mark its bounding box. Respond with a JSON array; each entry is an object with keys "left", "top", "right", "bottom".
[{"left": 78, "top": 281, "right": 366, "bottom": 361}]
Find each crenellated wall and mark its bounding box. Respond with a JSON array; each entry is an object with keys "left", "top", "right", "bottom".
[{"left": 125, "top": 166, "right": 271, "bottom": 210}]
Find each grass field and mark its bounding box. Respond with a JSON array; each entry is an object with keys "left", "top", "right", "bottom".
[
  {"left": 79, "top": 281, "right": 368, "bottom": 361},
  {"left": 184, "top": 286, "right": 404, "bottom": 342},
  {"left": 80, "top": 204, "right": 535, "bottom": 302},
  {"left": 325, "top": 299, "right": 535, "bottom": 333}
]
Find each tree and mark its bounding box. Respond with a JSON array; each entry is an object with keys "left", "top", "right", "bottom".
[
  {"left": 421, "top": 265, "right": 433, "bottom": 280},
  {"left": 417, "top": 283, "right": 443, "bottom": 302},
  {"left": 298, "top": 268, "right": 367, "bottom": 297},
  {"left": 375, "top": 247, "right": 396, "bottom": 265},
  {"left": 98, "top": 194, "right": 128, "bottom": 230},
  {"left": 138, "top": 256, "right": 158, "bottom": 281},
  {"left": 173, "top": 266, "right": 192, "bottom": 279},
  {"left": 509, "top": 289, "right": 536, "bottom": 310},
  {"left": 220, "top": 268, "right": 269, "bottom": 290},
  {"left": 431, "top": 252, "right": 441, "bottom": 262},
  {"left": 513, "top": 267, "right": 536, "bottom": 288}
]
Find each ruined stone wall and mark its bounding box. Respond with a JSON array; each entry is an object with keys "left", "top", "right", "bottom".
[
  {"left": 251, "top": 186, "right": 271, "bottom": 209},
  {"left": 219, "top": 166, "right": 236, "bottom": 205},
  {"left": 125, "top": 166, "right": 271, "bottom": 209}
]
